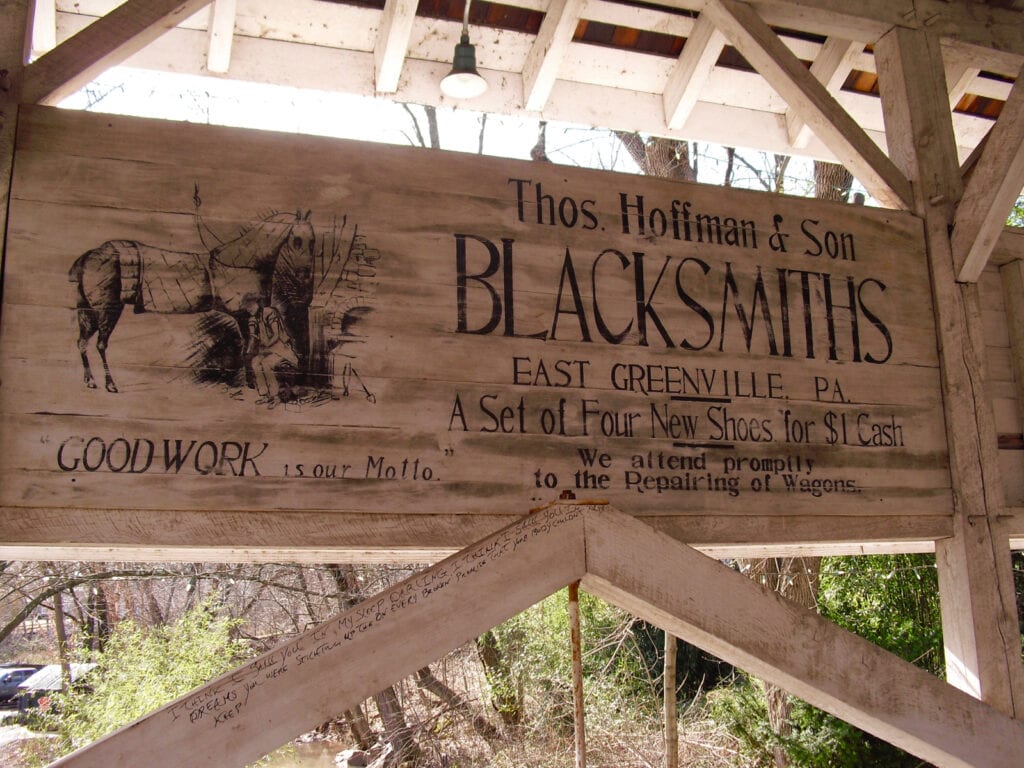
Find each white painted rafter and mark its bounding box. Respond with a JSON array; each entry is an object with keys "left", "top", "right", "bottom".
[
  {"left": 374, "top": 0, "right": 418, "bottom": 94},
  {"left": 701, "top": 0, "right": 913, "bottom": 210},
  {"left": 951, "top": 65, "right": 1024, "bottom": 283},
  {"left": 204, "top": 0, "right": 235, "bottom": 74},
  {"left": 23, "top": 0, "right": 213, "bottom": 105},
  {"left": 663, "top": 13, "right": 726, "bottom": 130},
  {"left": 785, "top": 36, "right": 862, "bottom": 149},
  {"left": 29, "top": 0, "right": 57, "bottom": 58},
  {"left": 521, "top": 0, "right": 584, "bottom": 112}
]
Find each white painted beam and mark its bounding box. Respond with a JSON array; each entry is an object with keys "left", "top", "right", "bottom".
[
  {"left": 951, "top": 66, "right": 1024, "bottom": 283},
  {"left": 876, "top": 26, "right": 1024, "bottom": 716},
  {"left": 785, "top": 36, "right": 862, "bottom": 149},
  {"left": 521, "top": 0, "right": 584, "bottom": 112},
  {"left": 583, "top": 507, "right": 1024, "bottom": 768},
  {"left": 47, "top": 507, "right": 588, "bottom": 768},
  {"left": 23, "top": 0, "right": 213, "bottom": 104},
  {"left": 204, "top": 0, "right": 234, "bottom": 74},
  {"left": 374, "top": 0, "right": 417, "bottom": 94},
  {"left": 701, "top": 0, "right": 914, "bottom": 210},
  {"left": 29, "top": 0, "right": 56, "bottom": 58},
  {"left": 663, "top": 13, "right": 726, "bottom": 130},
  {"left": 39, "top": 504, "right": 1024, "bottom": 767}
]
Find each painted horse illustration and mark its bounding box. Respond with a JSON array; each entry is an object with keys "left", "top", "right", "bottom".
[{"left": 69, "top": 210, "right": 315, "bottom": 392}]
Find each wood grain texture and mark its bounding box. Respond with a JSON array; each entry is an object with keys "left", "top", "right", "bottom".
[
  {"left": 951, "top": 66, "right": 1024, "bottom": 282},
  {"left": 49, "top": 504, "right": 587, "bottom": 768},
  {"left": 876, "top": 25, "right": 1024, "bottom": 716},
  {"left": 21, "top": 0, "right": 212, "bottom": 105},
  {"left": 702, "top": 0, "right": 913, "bottom": 210},
  {"left": 45, "top": 504, "right": 1024, "bottom": 767},
  {"left": 1, "top": 106, "right": 951, "bottom": 552},
  {"left": 583, "top": 506, "right": 1024, "bottom": 768}
]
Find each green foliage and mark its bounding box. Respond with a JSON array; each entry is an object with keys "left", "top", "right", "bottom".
[
  {"left": 52, "top": 602, "right": 250, "bottom": 754},
  {"left": 710, "top": 555, "right": 944, "bottom": 768},
  {"left": 482, "top": 590, "right": 662, "bottom": 728},
  {"left": 818, "top": 554, "right": 943, "bottom": 675},
  {"left": 708, "top": 676, "right": 927, "bottom": 768},
  {"left": 1010, "top": 195, "right": 1024, "bottom": 227},
  {"left": 626, "top": 621, "right": 732, "bottom": 701}
]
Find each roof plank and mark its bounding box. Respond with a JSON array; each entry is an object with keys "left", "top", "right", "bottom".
[{"left": 23, "top": 0, "right": 213, "bottom": 105}]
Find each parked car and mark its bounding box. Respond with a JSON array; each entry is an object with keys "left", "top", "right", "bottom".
[
  {"left": 16, "top": 664, "right": 96, "bottom": 711},
  {"left": 0, "top": 667, "right": 40, "bottom": 705}
]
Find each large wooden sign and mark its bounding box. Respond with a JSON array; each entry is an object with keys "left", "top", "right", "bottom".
[{"left": 0, "top": 107, "right": 950, "bottom": 550}]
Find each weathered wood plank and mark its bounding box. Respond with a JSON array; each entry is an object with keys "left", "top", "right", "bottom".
[
  {"left": 48, "top": 505, "right": 587, "bottom": 768},
  {"left": 204, "top": 0, "right": 234, "bottom": 74},
  {"left": 1, "top": 106, "right": 951, "bottom": 552},
  {"left": 1001, "top": 259, "right": 1024, "bottom": 452},
  {"left": 22, "top": 0, "right": 212, "bottom": 105},
  {"left": 785, "top": 36, "right": 863, "bottom": 149},
  {"left": 1, "top": 1, "right": 31, "bottom": 313},
  {"left": 0, "top": 507, "right": 952, "bottom": 562},
  {"left": 583, "top": 505, "right": 1024, "bottom": 768},
  {"left": 373, "top": 0, "right": 417, "bottom": 94},
  {"left": 29, "top": 0, "right": 57, "bottom": 58},
  {"left": 876, "top": 25, "right": 1024, "bottom": 716}
]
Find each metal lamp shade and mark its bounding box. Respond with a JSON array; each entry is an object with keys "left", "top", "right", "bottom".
[{"left": 440, "top": 34, "right": 488, "bottom": 99}]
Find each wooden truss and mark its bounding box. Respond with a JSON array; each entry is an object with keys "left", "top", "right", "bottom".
[
  {"left": 14, "top": 0, "right": 1024, "bottom": 276},
  {"left": 49, "top": 504, "right": 1024, "bottom": 768},
  {"left": 1, "top": 1, "right": 1023, "bottom": 761}
]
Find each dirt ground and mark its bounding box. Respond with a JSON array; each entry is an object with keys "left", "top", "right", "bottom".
[{"left": 0, "top": 723, "right": 60, "bottom": 767}]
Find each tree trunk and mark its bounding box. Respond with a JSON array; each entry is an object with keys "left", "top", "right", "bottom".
[
  {"left": 745, "top": 556, "right": 821, "bottom": 767},
  {"left": 476, "top": 628, "right": 524, "bottom": 727},
  {"left": 344, "top": 706, "right": 374, "bottom": 750},
  {"left": 86, "top": 583, "right": 110, "bottom": 653},
  {"left": 374, "top": 685, "right": 421, "bottom": 767},
  {"left": 414, "top": 665, "right": 499, "bottom": 740},
  {"left": 614, "top": 133, "right": 697, "bottom": 181},
  {"left": 813, "top": 160, "right": 854, "bottom": 202},
  {"left": 52, "top": 589, "right": 72, "bottom": 692}
]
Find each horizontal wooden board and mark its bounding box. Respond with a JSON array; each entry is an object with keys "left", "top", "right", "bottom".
[{"left": 0, "top": 106, "right": 952, "bottom": 551}]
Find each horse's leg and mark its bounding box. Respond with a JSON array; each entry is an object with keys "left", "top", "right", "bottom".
[
  {"left": 96, "top": 304, "right": 124, "bottom": 393},
  {"left": 236, "top": 310, "right": 258, "bottom": 388},
  {"left": 76, "top": 307, "right": 99, "bottom": 389}
]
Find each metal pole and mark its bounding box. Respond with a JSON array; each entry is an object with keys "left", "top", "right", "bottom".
[{"left": 569, "top": 581, "right": 586, "bottom": 768}]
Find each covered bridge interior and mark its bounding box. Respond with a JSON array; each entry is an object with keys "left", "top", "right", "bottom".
[{"left": 1, "top": 0, "right": 1024, "bottom": 765}]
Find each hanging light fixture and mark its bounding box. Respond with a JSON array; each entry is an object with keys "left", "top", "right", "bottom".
[{"left": 440, "top": 0, "right": 488, "bottom": 99}]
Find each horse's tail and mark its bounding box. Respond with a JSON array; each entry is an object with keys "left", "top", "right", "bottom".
[{"left": 68, "top": 241, "right": 141, "bottom": 309}]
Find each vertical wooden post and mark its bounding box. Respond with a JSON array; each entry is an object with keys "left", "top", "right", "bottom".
[
  {"left": 664, "top": 633, "right": 678, "bottom": 768},
  {"left": 568, "top": 581, "right": 586, "bottom": 768},
  {"left": 1001, "top": 259, "right": 1024, "bottom": 431},
  {"left": 1, "top": 0, "right": 30, "bottom": 270},
  {"left": 875, "top": 26, "right": 1024, "bottom": 716}
]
